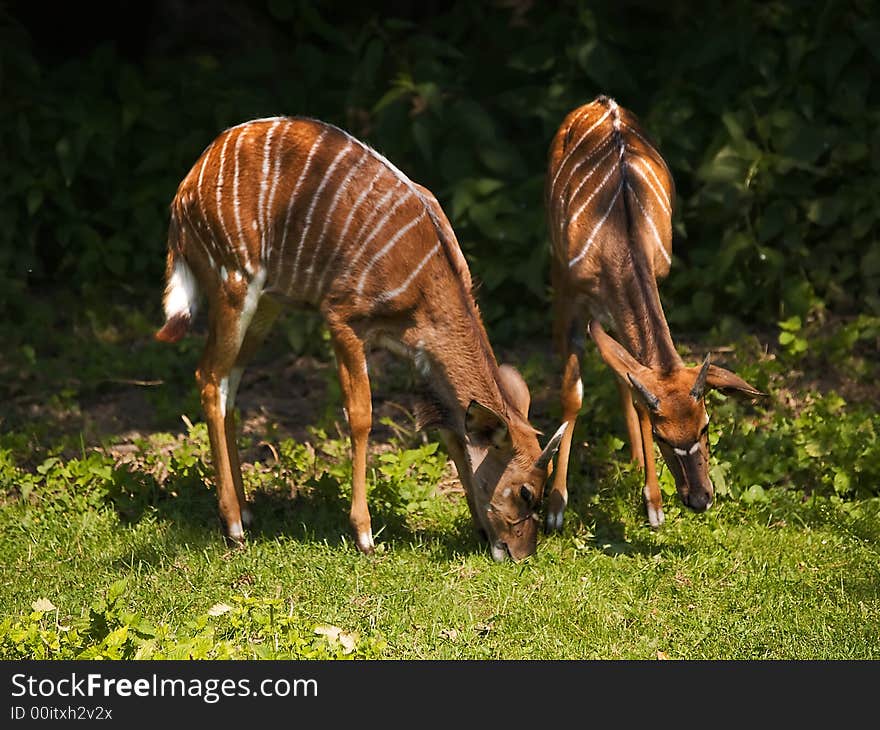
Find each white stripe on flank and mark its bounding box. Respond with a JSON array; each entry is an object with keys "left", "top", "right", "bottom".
[
  {"left": 568, "top": 181, "right": 623, "bottom": 268},
  {"left": 277, "top": 129, "right": 329, "bottom": 268},
  {"left": 313, "top": 165, "right": 386, "bottom": 296},
  {"left": 351, "top": 189, "right": 413, "bottom": 266},
  {"left": 263, "top": 121, "right": 289, "bottom": 264},
  {"left": 215, "top": 130, "right": 238, "bottom": 267},
  {"left": 227, "top": 116, "right": 285, "bottom": 130},
  {"left": 180, "top": 204, "right": 215, "bottom": 273},
  {"left": 549, "top": 108, "right": 613, "bottom": 202},
  {"left": 567, "top": 146, "right": 623, "bottom": 229},
  {"left": 302, "top": 148, "right": 371, "bottom": 297},
  {"left": 338, "top": 183, "right": 405, "bottom": 279},
  {"left": 356, "top": 212, "right": 426, "bottom": 294},
  {"left": 257, "top": 119, "right": 283, "bottom": 261},
  {"left": 376, "top": 241, "right": 440, "bottom": 303},
  {"left": 556, "top": 133, "right": 614, "bottom": 203},
  {"left": 231, "top": 128, "right": 252, "bottom": 272},
  {"left": 627, "top": 157, "right": 671, "bottom": 216},
  {"left": 626, "top": 182, "right": 671, "bottom": 265},
  {"left": 559, "top": 141, "right": 617, "bottom": 236},
  {"left": 287, "top": 140, "right": 354, "bottom": 295},
  {"left": 194, "top": 150, "right": 222, "bottom": 264}
]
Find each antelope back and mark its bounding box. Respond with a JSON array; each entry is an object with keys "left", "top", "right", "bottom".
[
  {"left": 170, "top": 117, "right": 471, "bottom": 318},
  {"left": 546, "top": 96, "right": 676, "bottom": 283}
]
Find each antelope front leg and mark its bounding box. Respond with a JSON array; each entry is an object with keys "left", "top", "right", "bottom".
[
  {"left": 546, "top": 348, "right": 583, "bottom": 533},
  {"left": 329, "top": 324, "right": 375, "bottom": 555},
  {"left": 439, "top": 429, "right": 486, "bottom": 542},
  {"left": 616, "top": 378, "right": 643, "bottom": 467},
  {"left": 635, "top": 404, "right": 664, "bottom": 528}
]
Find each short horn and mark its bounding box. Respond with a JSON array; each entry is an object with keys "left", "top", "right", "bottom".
[
  {"left": 690, "top": 354, "right": 711, "bottom": 401},
  {"left": 535, "top": 422, "right": 568, "bottom": 470},
  {"left": 627, "top": 373, "right": 660, "bottom": 412}
]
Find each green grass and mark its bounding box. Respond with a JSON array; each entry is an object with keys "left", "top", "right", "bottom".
[
  {"left": 2, "top": 428, "right": 878, "bottom": 659},
  {"left": 1, "top": 306, "right": 879, "bottom": 659}
]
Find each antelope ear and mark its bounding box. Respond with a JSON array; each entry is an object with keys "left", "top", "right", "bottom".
[
  {"left": 589, "top": 321, "right": 660, "bottom": 411},
  {"left": 498, "top": 363, "right": 531, "bottom": 418},
  {"left": 588, "top": 320, "right": 647, "bottom": 380},
  {"left": 465, "top": 400, "right": 512, "bottom": 450},
  {"left": 706, "top": 365, "right": 766, "bottom": 398}
]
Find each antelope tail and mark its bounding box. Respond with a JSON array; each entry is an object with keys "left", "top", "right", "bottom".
[{"left": 155, "top": 211, "right": 198, "bottom": 343}]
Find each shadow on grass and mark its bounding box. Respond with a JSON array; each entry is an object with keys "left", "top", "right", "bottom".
[{"left": 107, "top": 459, "right": 490, "bottom": 564}]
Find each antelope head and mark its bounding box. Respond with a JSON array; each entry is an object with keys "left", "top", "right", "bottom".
[
  {"left": 589, "top": 321, "right": 763, "bottom": 514},
  {"left": 463, "top": 365, "right": 567, "bottom": 562}
]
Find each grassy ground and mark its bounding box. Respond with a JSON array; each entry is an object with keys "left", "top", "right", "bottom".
[{"left": 1, "top": 301, "right": 879, "bottom": 659}]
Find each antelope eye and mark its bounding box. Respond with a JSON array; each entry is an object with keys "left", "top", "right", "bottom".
[{"left": 519, "top": 485, "right": 534, "bottom": 506}]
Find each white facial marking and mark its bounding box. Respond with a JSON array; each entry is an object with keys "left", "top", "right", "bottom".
[
  {"left": 689, "top": 441, "right": 701, "bottom": 455},
  {"left": 673, "top": 446, "right": 687, "bottom": 456},
  {"left": 502, "top": 487, "right": 511, "bottom": 498}
]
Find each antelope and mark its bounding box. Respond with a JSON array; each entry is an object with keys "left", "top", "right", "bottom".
[
  {"left": 543, "top": 95, "right": 762, "bottom": 532},
  {"left": 155, "top": 116, "right": 566, "bottom": 561}
]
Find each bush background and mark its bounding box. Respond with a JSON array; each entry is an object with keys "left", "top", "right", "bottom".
[{"left": 3, "top": 0, "right": 878, "bottom": 337}]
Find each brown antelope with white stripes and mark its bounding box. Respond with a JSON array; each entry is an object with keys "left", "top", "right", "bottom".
[
  {"left": 544, "top": 95, "right": 762, "bottom": 532},
  {"left": 155, "top": 116, "right": 566, "bottom": 561}
]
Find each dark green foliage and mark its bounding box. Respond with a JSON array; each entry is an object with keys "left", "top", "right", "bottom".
[{"left": 2, "top": 1, "right": 877, "bottom": 332}]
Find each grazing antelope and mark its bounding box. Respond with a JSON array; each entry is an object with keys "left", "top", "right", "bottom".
[
  {"left": 155, "top": 116, "right": 566, "bottom": 561},
  {"left": 544, "top": 96, "right": 762, "bottom": 532}
]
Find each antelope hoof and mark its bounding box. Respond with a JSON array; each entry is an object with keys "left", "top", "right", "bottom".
[
  {"left": 544, "top": 492, "right": 567, "bottom": 534},
  {"left": 356, "top": 530, "right": 375, "bottom": 556},
  {"left": 647, "top": 504, "right": 665, "bottom": 529},
  {"left": 225, "top": 520, "right": 247, "bottom": 547}
]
